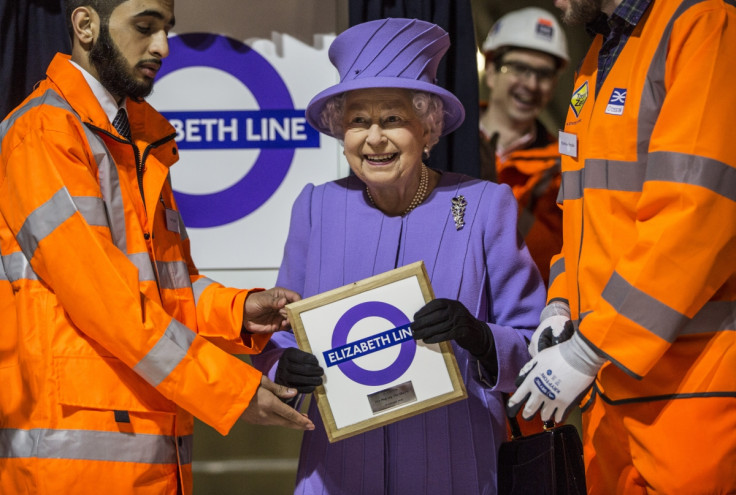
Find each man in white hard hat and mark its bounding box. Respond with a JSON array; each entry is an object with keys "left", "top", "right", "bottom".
[{"left": 480, "top": 7, "right": 569, "bottom": 287}]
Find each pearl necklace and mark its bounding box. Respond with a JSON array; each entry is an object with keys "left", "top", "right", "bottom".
[{"left": 366, "top": 164, "right": 429, "bottom": 216}]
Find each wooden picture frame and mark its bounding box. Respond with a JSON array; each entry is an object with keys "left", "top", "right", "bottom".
[{"left": 285, "top": 261, "right": 468, "bottom": 443}]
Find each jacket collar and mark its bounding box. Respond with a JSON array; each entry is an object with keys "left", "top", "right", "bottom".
[
  {"left": 68, "top": 59, "right": 122, "bottom": 124},
  {"left": 46, "top": 53, "right": 177, "bottom": 164}
]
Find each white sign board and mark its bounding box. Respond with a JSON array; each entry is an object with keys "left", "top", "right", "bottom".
[{"left": 149, "top": 32, "right": 345, "bottom": 271}]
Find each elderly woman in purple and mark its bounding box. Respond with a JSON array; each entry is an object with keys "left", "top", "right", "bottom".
[{"left": 251, "top": 18, "right": 546, "bottom": 495}]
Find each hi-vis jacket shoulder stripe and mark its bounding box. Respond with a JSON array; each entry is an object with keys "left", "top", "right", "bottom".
[{"left": 0, "top": 89, "right": 191, "bottom": 289}]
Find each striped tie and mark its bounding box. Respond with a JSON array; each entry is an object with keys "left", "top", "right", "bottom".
[{"left": 112, "top": 108, "right": 131, "bottom": 140}]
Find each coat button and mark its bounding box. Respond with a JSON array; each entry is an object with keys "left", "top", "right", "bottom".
[
  {"left": 144, "top": 232, "right": 150, "bottom": 240},
  {"left": 172, "top": 147, "right": 177, "bottom": 155}
]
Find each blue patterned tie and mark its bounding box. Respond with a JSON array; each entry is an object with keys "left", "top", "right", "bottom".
[{"left": 112, "top": 108, "right": 131, "bottom": 140}]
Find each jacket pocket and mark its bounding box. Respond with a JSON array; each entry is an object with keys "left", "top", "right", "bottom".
[{"left": 55, "top": 355, "right": 176, "bottom": 413}]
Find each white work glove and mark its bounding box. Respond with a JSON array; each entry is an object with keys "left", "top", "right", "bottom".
[
  {"left": 508, "top": 332, "right": 605, "bottom": 423},
  {"left": 528, "top": 301, "right": 573, "bottom": 357}
]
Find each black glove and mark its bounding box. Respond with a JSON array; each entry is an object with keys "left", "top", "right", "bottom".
[
  {"left": 274, "top": 348, "right": 324, "bottom": 393},
  {"left": 411, "top": 298, "right": 494, "bottom": 358}
]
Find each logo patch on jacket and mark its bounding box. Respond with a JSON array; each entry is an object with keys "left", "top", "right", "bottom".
[
  {"left": 605, "top": 88, "right": 627, "bottom": 115},
  {"left": 570, "top": 81, "right": 589, "bottom": 118}
]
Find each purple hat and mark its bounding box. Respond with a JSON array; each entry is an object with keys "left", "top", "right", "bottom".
[{"left": 305, "top": 18, "right": 466, "bottom": 138}]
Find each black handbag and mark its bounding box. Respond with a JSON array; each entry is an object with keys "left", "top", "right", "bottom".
[{"left": 497, "top": 414, "right": 587, "bottom": 495}]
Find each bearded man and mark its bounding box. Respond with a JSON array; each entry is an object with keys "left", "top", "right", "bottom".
[{"left": 0, "top": 1, "right": 314, "bottom": 493}]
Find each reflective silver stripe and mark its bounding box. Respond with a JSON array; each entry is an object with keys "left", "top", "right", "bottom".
[
  {"left": 16, "top": 188, "right": 76, "bottom": 261},
  {"left": 638, "top": 0, "right": 702, "bottom": 156},
  {"left": 559, "top": 160, "right": 646, "bottom": 201},
  {"left": 72, "top": 196, "right": 109, "bottom": 227},
  {"left": 575, "top": 302, "right": 734, "bottom": 338},
  {"left": 0, "top": 428, "right": 177, "bottom": 464},
  {"left": 82, "top": 125, "right": 128, "bottom": 253},
  {"left": 647, "top": 151, "right": 736, "bottom": 202},
  {"left": 681, "top": 300, "right": 736, "bottom": 335},
  {"left": 0, "top": 90, "right": 79, "bottom": 143},
  {"left": 1, "top": 251, "right": 39, "bottom": 282},
  {"left": 601, "top": 271, "right": 736, "bottom": 341},
  {"left": 164, "top": 173, "right": 188, "bottom": 241},
  {"left": 192, "top": 277, "right": 216, "bottom": 306},
  {"left": 549, "top": 257, "right": 565, "bottom": 286},
  {"left": 602, "top": 271, "right": 687, "bottom": 342},
  {"left": 559, "top": 168, "right": 582, "bottom": 202},
  {"left": 584, "top": 159, "right": 646, "bottom": 193},
  {"left": 128, "top": 252, "right": 157, "bottom": 282},
  {"left": 178, "top": 434, "right": 193, "bottom": 465},
  {"left": 0, "top": 246, "right": 6, "bottom": 281},
  {"left": 559, "top": 152, "right": 736, "bottom": 201},
  {"left": 133, "top": 318, "right": 196, "bottom": 387},
  {"left": 7, "top": 193, "right": 107, "bottom": 275},
  {"left": 156, "top": 260, "right": 192, "bottom": 290}
]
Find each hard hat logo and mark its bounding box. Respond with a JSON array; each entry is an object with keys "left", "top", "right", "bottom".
[
  {"left": 482, "top": 7, "right": 569, "bottom": 67},
  {"left": 535, "top": 19, "right": 554, "bottom": 42}
]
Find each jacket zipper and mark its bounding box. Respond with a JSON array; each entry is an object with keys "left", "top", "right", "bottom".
[{"left": 134, "top": 145, "right": 144, "bottom": 206}]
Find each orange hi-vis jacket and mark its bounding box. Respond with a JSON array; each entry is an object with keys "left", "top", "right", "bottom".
[
  {"left": 480, "top": 122, "right": 563, "bottom": 286},
  {"left": 549, "top": 0, "right": 736, "bottom": 405},
  {"left": 0, "top": 54, "right": 269, "bottom": 494}
]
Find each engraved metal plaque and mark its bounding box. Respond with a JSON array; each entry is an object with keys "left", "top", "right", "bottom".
[{"left": 367, "top": 381, "right": 417, "bottom": 414}]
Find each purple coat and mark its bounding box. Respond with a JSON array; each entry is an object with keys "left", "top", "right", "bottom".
[{"left": 252, "top": 171, "right": 545, "bottom": 494}]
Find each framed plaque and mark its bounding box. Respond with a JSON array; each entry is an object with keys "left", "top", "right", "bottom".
[{"left": 285, "top": 261, "right": 467, "bottom": 443}]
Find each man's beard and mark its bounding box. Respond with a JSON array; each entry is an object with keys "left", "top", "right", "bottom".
[
  {"left": 562, "top": 0, "right": 602, "bottom": 25},
  {"left": 89, "top": 24, "right": 155, "bottom": 101}
]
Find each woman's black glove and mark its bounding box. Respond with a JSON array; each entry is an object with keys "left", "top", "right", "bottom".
[
  {"left": 411, "top": 298, "right": 497, "bottom": 379},
  {"left": 274, "top": 348, "right": 324, "bottom": 393},
  {"left": 411, "top": 298, "right": 494, "bottom": 356}
]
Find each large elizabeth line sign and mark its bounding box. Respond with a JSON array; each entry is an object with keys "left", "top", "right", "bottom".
[{"left": 150, "top": 32, "right": 341, "bottom": 270}]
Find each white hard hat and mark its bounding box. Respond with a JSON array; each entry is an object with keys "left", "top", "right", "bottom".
[{"left": 482, "top": 7, "right": 569, "bottom": 65}]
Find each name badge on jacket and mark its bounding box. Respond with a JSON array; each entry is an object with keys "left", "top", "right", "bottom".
[
  {"left": 165, "top": 208, "right": 181, "bottom": 234},
  {"left": 558, "top": 131, "right": 578, "bottom": 158}
]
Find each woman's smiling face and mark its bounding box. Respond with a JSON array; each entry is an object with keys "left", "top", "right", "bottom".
[{"left": 342, "top": 88, "right": 428, "bottom": 192}]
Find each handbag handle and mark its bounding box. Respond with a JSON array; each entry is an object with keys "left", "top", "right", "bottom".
[
  {"left": 507, "top": 413, "right": 523, "bottom": 439},
  {"left": 508, "top": 414, "right": 557, "bottom": 439},
  {"left": 501, "top": 394, "right": 555, "bottom": 440},
  {"left": 502, "top": 393, "right": 523, "bottom": 439},
  {"left": 504, "top": 393, "right": 555, "bottom": 439}
]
